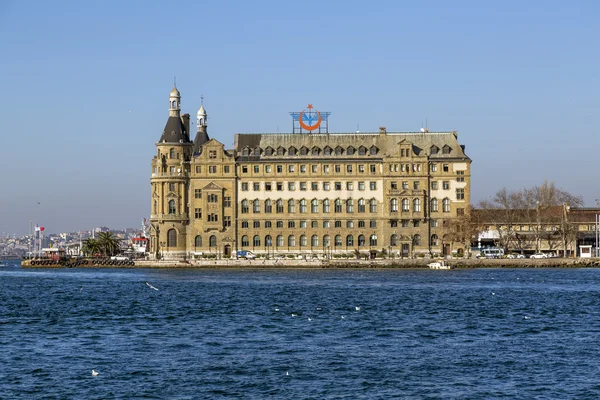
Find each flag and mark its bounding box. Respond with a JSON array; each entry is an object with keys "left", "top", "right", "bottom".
[{"left": 40, "top": 227, "right": 45, "bottom": 231}]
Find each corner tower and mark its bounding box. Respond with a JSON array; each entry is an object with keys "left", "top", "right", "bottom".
[
  {"left": 193, "top": 104, "right": 210, "bottom": 153},
  {"left": 150, "top": 86, "right": 193, "bottom": 260}
]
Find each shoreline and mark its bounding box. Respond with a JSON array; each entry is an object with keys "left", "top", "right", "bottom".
[{"left": 20, "top": 258, "right": 600, "bottom": 269}]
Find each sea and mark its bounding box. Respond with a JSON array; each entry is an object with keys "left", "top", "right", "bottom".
[{"left": 2, "top": 260, "right": 600, "bottom": 399}]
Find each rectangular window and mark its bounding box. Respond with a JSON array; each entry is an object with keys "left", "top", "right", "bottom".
[
  {"left": 323, "top": 182, "right": 330, "bottom": 191},
  {"left": 311, "top": 221, "right": 318, "bottom": 228},
  {"left": 323, "top": 220, "right": 330, "bottom": 228},
  {"left": 335, "top": 165, "right": 341, "bottom": 173},
  {"left": 401, "top": 220, "right": 409, "bottom": 227},
  {"left": 253, "top": 221, "right": 260, "bottom": 228},
  {"left": 277, "top": 182, "right": 283, "bottom": 191},
  {"left": 242, "top": 166, "right": 248, "bottom": 173},
  {"left": 265, "top": 183, "right": 272, "bottom": 191},
  {"left": 456, "top": 188, "right": 465, "bottom": 200},
  {"left": 224, "top": 216, "right": 231, "bottom": 227},
  {"left": 208, "top": 214, "right": 218, "bottom": 222},
  {"left": 370, "top": 164, "right": 376, "bottom": 173},
  {"left": 335, "top": 182, "right": 342, "bottom": 191},
  {"left": 443, "top": 164, "right": 449, "bottom": 172},
  {"left": 209, "top": 166, "right": 217, "bottom": 174},
  {"left": 390, "top": 220, "right": 398, "bottom": 227},
  {"left": 276, "top": 221, "right": 283, "bottom": 228},
  {"left": 195, "top": 166, "right": 201, "bottom": 173},
  {"left": 300, "top": 182, "right": 307, "bottom": 191},
  {"left": 253, "top": 165, "right": 259, "bottom": 173},
  {"left": 288, "top": 182, "right": 295, "bottom": 191},
  {"left": 194, "top": 208, "right": 202, "bottom": 218},
  {"left": 370, "top": 182, "right": 377, "bottom": 190},
  {"left": 413, "top": 181, "right": 420, "bottom": 190},
  {"left": 288, "top": 165, "right": 295, "bottom": 173},
  {"left": 224, "top": 166, "right": 230, "bottom": 173},
  {"left": 431, "top": 219, "right": 437, "bottom": 228},
  {"left": 209, "top": 150, "right": 217, "bottom": 159},
  {"left": 300, "top": 220, "right": 307, "bottom": 228},
  {"left": 431, "top": 181, "right": 438, "bottom": 190},
  {"left": 346, "top": 182, "right": 354, "bottom": 190},
  {"left": 443, "top": 181, "right": 450, "bottom": 190},
  {"left": 457, "top": 170, "right": 465, "bottom": 182},
  {"left": 334, "top": 221, "right": 342, "bottom": 228},
  {"left": 277, "top": 165, "right": 283, "bottom": 173},
  {"left": 241, "top": 183, "right": 248, "bottom": 191},
  {"left": 358, "top": 182, "right": 365, "bottom": 190},
  {"left": 324, "top": 165, "right": 330, "bottom": 174},
  {"left": 391, "top": 182, "right": 397, "bottom": 190},
  {"left": 265, "top": 221, "right": 272, "bottom": 229},
  {"left": 265, "top": 165, "right": 271, "bottom": 173},
  {"left": 194, "top": 189, "right": 201, "bottom": 198},
  {"left": 430, "top": 164, "right": 437, "bottom": 172},
  {"left": 457, "top": 208, "right": 465, "bottom": 216},
  {"left": 346, "top": 221, "right": 354, "bottom": 228},
  {"left": 224, "top": 197, "right": 231, "bottom": 207},
  {"left": 347, "top": 165, "right": 353, "bottom": 173},
  {"left": 358, "top": 220, "right": 365, "bottom": 228},
  {"left": 300, "top": 165, "right": 306, "bottom": 173},
  {"left": 370, "top": 220, "right": 377, "bottom": 228},
  {"left": 207, "top": 194, "right": 218, "bottom": 203},
  {"left": 288, "top": 221, "right": 295, "bottom": 228},
  {"left": 402, "top": 181, "right": 408, "bottom": 189},
  {"left": 253, "top": 183, "right": 260, "bottom": 191},
  {"left": 311, "top": 182, "right": 318, "bottom": 191},
  {"left": 311, "top": 165, "right": 318, "bottom": 173},
  {"left": 358, "top": 165, "right": 365, "bottom": 173}
]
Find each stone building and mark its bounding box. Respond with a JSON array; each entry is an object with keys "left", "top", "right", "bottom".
[{"left": 150, "top": 87, "right": 472, "bottom": 260}]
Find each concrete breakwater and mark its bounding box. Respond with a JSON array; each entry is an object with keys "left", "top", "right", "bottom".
[{"left": 21, "top": 258, "right": 600, "bottom": 269}]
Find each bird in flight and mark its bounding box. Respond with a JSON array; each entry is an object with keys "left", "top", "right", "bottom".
[{"left": 146, "top": 282, "right": 159, "bottom": 291}]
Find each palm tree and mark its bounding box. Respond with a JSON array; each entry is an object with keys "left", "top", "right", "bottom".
[
  {"left": 97, "top": 232, "right": 120, "bottom": 256},
  {"left": 82, "top": 238, "right": 102, "bottom": 257}
]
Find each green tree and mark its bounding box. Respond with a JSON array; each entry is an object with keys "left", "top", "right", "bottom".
[
  {"left": 81, "top": 238, "right": 101, "bottom": 256},
  {"left": 97, "top": 232, "right": 120, "bottom": 256}
]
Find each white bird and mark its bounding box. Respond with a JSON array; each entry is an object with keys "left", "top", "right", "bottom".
[
  {"left": 146, "top": 282, "right": 159, "bottom": 291},
  {"left": 355, "top": 306, "right": 360, "bottom": 311},
  {"left": 291, "top": 313, "right": 297, "bottom": 317},
  {"left": 92, "top": 370, "right": 99, "bottom": 376},
  {"left": 275, "top": 308, "right": 279, "bottom": 311},
  {"left": 308, "top": 317, "right": 312, "bottom": 321},
  {"left": 341, "top": 316, "right": 345, "bottom": 319},
  {"left": 286, "top": 371, "right": 289, "bottom": 376}
]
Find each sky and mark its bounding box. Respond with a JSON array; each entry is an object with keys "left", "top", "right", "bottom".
[{"left": 0, "top": 0, "right": 598, "bottom": 236}]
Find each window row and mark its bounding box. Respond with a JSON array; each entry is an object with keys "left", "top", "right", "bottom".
[
  {"left": 241, "top": 164, "right": 379, "bottom": 175},
  {"left": 240, "top": 145, "right": 379, "bottom": 157},
  {"left": 242, "top": 181, "right": 378, "bottom": 191},
  {"left": 240, "top": 198, "right": 378, "bottom": 214},
  {"left": 240, "top": 234, "right": 380, "bottom": 248},
  {"left": 240, "top": 219, "right": 378, "bottom": 229}
]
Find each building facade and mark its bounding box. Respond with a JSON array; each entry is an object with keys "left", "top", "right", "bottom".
[{"left": 150, "top": 87, "right": 472, "bottom": 260}]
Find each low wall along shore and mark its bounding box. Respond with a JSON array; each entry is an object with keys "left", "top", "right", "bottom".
[{"left": 21, "top": 258, "right": 600, "bottom": 269}]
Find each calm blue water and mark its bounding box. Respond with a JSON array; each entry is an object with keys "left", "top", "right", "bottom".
[{"left": 2, "top": 261, "right": 600, "bottom": 399}]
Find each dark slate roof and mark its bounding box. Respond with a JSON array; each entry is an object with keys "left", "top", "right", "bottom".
[
  {"left": 159, "top": 116, "right": 190, "bottom": 143},
  {"left": 193, "top": 129, "right": 210, "bottom": 153}
]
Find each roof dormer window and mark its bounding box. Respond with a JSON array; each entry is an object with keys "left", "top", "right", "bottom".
[{"left": 442, "top": 145, "right": 452, "bottom": 154}]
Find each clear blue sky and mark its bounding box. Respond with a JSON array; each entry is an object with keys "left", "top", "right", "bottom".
[{"left": 1, "top": 0, "right": 598, "bottom": 236}]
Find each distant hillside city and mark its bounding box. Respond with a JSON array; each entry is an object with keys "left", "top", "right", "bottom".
[{"left": 0, "top": 226, "right": 144, "bottom": 258}]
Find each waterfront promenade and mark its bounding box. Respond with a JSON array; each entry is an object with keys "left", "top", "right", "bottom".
[{"left": 21, "top": 257, "right": 600, "bottom": 269}]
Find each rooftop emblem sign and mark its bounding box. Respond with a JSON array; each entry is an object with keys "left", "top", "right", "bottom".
[{"left": 290, "top": 104, "right": 331, "bottom": 134}]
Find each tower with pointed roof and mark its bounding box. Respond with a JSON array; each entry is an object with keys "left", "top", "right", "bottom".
[
  {"left": 149, "top": 86, "right": 194, "bottom": 259},
  {"left": 193, "top": 104, "right": 210, "bottom": 153}
]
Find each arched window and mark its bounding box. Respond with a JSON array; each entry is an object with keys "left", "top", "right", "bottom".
[
  {"left": 167, "top": 229, "right": 177, "bottom": 247},
  {"left": 288, "top": 200, "right": 296, "bottom": 213},
  {"left": 153, "top": 200, "right": 157, "bottom": 214},
  {"left": 390, "top": 198, "right": 398, "bottom": 212},
  {"left": 390, "top": 234, "right": 398, "bottom": 246},
  {"left": 300, "top": 199, "right": 307, "bottom": 213},
  {"left": 370, "top": 234, "right": 378, "bottom": 246},
  {"left": 431, "top": 198, "right": 439, "bottom": 212},
  {"left": 311, "top": 199, "right": 319, "bottom": 213},
  {"left": 277, "top": 235, "right": 284, "bottom": 247},
  {"left": 430, "top": 234, "right": 439, "bottom": 246},
  {"left": 346, "top": 235, "right": 354, "bottom": 247},
  {"left": 241, "top": 235, "right": 249, "bottom": 247},
  {"left": 335, "top": 199, "right": 342, "bottom": 213},
  {"left": 311, "top": 235, "right": 319, "bottom": 247},
  {"left": 195, "top": 235, "right": 202, "bottom": 247},
  {"left": 413, "top": 198, "right": 421, "bottom": 212},
  {"left": 300, "top": 235, "right": 307, "bottom": 247},
  {"left": 413, "top": 234, "right": 421, "bottom": 246},
  {"left": 169, "top": 148, "right": 175, "bottom": 159},
  {"left": 253, "top": 199, "right": 260, "bottom": 213},
  {"left": 358, "top": 235, "right": 365, "bottom": 246},
  {"left": 253, "top": 235, "right": 260, "bottom": 247},
  {"left": 241, "top": 200, "right": 249, "bottom": 213},
  {"left": 401, "top": 198, "right": 410, "bottom": 212},
  {"left": 346, "top": 199, "right": 354, "bottom": 213},
  {"left": 264, "top": 200, "right": 272, "bottom": 213},
  {"left": 323, "top": 199, "right": 330, "bottom": 213},
  {"left": 209, "top": 235, "right": 217, "bottom": 247},
  {"left": 323, "top": 235, "right": 330, "bottom": 247},
  {"left": 168, "top": 200, "right": 176, "bottom": 214},
  {"left": 265, "top": 235, "right": 272, "bottom": 247},
  {"left": 442, "top": 198, "right": 450, "bottom": 213},
  {"left": 276, "top": 199, "right": 284, "bottom": 213},
  {"left": 335, "top": 235, "right": 342, "bottom": 247},
  {"left": 370, "top": 199, "right": 377, "bottom": 213},
  {"left": 288, "top": 235, "right": 296, "bottom": 247},
  {"left": 358, "top": 198, "right": 366, "bottom": 213}
]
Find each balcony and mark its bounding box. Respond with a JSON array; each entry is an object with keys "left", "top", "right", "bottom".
[
  {"left": 150, "top": 213, "right": 189, "bottom": 222},
  {"left": 151, "top": 172, "right": 189, "bottom": 180}
]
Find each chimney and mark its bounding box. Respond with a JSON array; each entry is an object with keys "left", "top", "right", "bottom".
[
  {"left": 379, "top": 126, "right": 386, "bottom": 135},
  {"left": 181, "top": 114, "right": 190, "bottom": 141}
]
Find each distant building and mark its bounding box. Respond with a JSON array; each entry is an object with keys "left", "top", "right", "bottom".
[{"left": 150, "top": 87, "right": 472, "bottom": 260}]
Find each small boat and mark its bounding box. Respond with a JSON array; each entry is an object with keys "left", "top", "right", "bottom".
[{"left": 428, "top": 259, "right": 455, "bottom": 270}]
